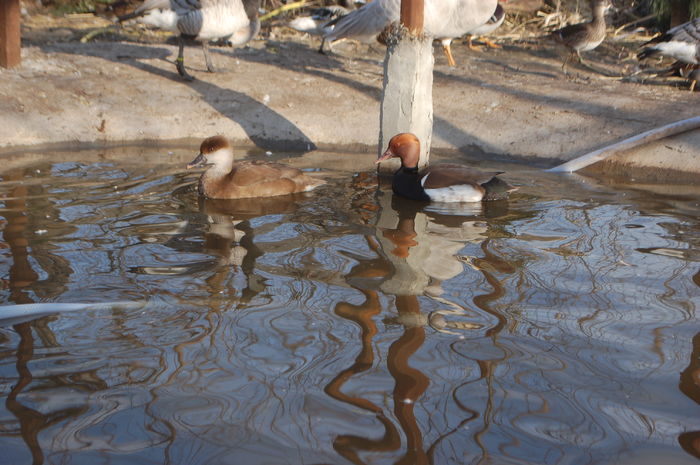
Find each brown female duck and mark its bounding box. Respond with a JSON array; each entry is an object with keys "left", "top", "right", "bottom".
[
  {"left": 376, "top": 133, "right": 516, "bottom": 203},
  {"left": 552, "top": 0, "right": 609, "bottom": 67},
  {"left": 187, "top": 136, "right": 325, "bottom": 199}
]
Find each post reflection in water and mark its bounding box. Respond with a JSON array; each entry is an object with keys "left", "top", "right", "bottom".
[
  {"left": 3, "top": 168, "right": 44, "bottom": 465},
  {"left": 2, "top": 168, "right": 45, "bottom": 305},
  {"left": 1, "top": 167, "right": 82, "bottom": 465},
  {"left": 325, "top": 186, "right": 525, "bottom": 464}
]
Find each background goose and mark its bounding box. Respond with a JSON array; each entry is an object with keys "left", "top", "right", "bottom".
[
  {"left": 637, "top": 17, "right": 700, "bottom": 91},
  {"left": 438, "top": 1, "right": 503, "bottom": 66},
  {"left": 119, "top": 0, "right": 261, "bottom": 81},
  {"left": 323, "top": 0, "right": 498, "bottom": 66},
  {"left": 551, "top": 0, "right": 609, "bottom": 69}
]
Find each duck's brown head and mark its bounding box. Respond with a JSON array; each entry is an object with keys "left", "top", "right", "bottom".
[
  {"left": 376, "top": 133, "right": 420, "bottom": 169},
  {"left": 187, "top": 135, "right": 234, "bottom": 172},
  {"left": 592, "top": 0, "right": 611, "bottom": 15}
]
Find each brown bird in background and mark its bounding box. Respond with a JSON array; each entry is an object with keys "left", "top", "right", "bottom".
[{"left": 551, "top": 0, "right": 609, "bottom": 70}]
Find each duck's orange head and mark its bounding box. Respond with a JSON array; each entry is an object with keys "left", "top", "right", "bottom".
[{"left": 376, "top": 133, "right": 420, "bottom": 169}]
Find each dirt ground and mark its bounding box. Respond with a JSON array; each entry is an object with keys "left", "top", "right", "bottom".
[{"left": 1, "top": 10, "right": 699, "bottom": 176}]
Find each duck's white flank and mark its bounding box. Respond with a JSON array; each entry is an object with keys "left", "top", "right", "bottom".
[{"left": 424, "top": 185, "right": 484, "bottom": 203}]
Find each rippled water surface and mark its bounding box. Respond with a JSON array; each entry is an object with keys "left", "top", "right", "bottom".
[{"left": 0, "top": 144, "right": 699, "bottom": 465}]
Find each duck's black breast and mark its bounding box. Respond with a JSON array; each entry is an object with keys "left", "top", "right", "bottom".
[{"left": 392, "top": 167, "right": 431, "bottom": 201}]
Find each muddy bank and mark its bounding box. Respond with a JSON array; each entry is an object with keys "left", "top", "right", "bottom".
[{"left": 0, "top": 15, "right": 698, "bottom": 175}]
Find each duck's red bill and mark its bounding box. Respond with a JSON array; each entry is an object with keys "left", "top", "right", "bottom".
[{"left": 375, "top": 149, "right": 395, "bottom": 164}]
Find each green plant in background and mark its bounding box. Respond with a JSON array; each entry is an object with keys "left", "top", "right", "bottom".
[{"left": 651, "top": 0, "right": 700, "bottom": 27}]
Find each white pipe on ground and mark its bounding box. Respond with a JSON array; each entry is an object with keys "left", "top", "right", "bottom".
[{"left": 546, "top": 116, "right": 700, "bottom": 173}]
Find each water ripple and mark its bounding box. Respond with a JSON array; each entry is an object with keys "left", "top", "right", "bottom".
[{"left": 0, "top": 149, "right": 699, "bottom": 464}]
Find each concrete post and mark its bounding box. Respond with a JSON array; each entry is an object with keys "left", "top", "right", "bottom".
[
  {"left": 378, "top": 25, "right": 434, "bottom": 172},
  {"left": 0, "top": 0, "right": 21, "bottom": 68}
]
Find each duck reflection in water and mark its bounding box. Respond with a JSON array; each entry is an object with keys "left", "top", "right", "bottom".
[
  {"left": 324, "top": 185, "right": 524, "bottom": 463},
  {"left": 376, "top": 192, "right": 514, "bottom": 333},
  {"left": 196, "top": 194, "right": 307, "bottom": 299},
  {"left": 135, "top": 186, "right": 309, "bottom": 302}
]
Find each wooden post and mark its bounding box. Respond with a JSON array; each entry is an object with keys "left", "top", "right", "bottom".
[
  {"left": 379, "top": 0, "right": 433, "bottom": 171},
  {"left": 400, "top": 0, "right": 424, "bottom": 34},
  {"left": 0, "top": 0, "right": 21, "bottom": 68}
]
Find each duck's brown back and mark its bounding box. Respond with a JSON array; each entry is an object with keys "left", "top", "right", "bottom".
[
  {"left": 200, "top": 161, "right": 324, "bottom": 199},
  {"left": 421, "top": 164, "right": 502, "bottom": 189}
]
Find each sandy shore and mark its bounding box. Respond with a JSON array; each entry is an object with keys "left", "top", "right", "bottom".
[{"left": 1, "top": 15, "right": 699, "bottom": 176}]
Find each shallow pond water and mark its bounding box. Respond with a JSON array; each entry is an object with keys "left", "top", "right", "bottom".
[{"left": 0, "top": 144, "right": 699, "bottom": 465}]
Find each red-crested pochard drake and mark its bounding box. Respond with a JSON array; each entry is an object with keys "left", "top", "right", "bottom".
[
  {"left": 376, "top": 133, "right": 516, "bottom": 203},
  {"left": 187, "top": 136, "right": 325, "bottom": 199},
  {"left": 551, "top": 0, "right": 609, "bottom": 68},
  {"left": 118, "top": 0, "right": 261, "bottom": 81}
]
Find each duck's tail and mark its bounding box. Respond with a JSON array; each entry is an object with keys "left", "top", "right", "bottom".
[{"left": 482, "top": 177, "right": 517, "bottom": 201}]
